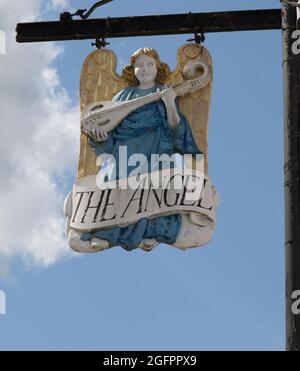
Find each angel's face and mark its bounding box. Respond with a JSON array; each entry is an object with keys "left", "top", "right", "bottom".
[{"left": 134, "top": 54, "right": 157, "bottom": 85}]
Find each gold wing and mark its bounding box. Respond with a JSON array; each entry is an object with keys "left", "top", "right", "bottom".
[
  {"left": 78, "top": 49, "right": 126, "bottom": 180},
  {"left": 166, "top": 43, "right": 213, "bottom": 174}
]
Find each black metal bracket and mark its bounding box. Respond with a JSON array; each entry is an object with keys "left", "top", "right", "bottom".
[
  {"left": 60, "top": 0, "right": 113, "bottom": 21},
  {"left": 91, "top": 36, "right": 110, "bottom": 49},
  {"left": 187, "top": 32, "right": 206, "bottom": 44},
  {"left": 186, "top": 12, "right": 205, "bottom": 44},
  {"left": 91, "top": 16, "right": 111, "bottom": 49}
]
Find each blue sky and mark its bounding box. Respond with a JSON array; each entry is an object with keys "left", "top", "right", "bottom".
[{"left": 0, "top": 0, "right": 285, "bottom": 350}]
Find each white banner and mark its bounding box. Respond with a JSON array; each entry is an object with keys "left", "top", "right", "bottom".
[{"left": 70, "top": 171, "right": 216, "bottom": 231}]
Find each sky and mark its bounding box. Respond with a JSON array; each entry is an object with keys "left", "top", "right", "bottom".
[{"left": 0, "top": 0, "right": 285, "bottom": 350}]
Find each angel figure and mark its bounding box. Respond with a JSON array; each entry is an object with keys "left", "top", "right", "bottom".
[{"left": 66, "top": 46, "right": 218, "bottom": 253}]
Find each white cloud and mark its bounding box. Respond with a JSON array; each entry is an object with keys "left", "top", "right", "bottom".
[
  {"left": 51, "top": 0, "right": 69, "bottom": 10},
  {"left": 0, "top": 0, "right": 79, "bottom": 269}
]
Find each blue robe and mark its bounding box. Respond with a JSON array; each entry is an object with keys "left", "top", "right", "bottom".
[{"left": 80, "top": 85, "right": 202, "bottom": 251}]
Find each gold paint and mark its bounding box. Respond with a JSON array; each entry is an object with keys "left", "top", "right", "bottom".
[
  {"left": 78, "top": 49, "right": 126, "bottom": 179},
  {"left": 166, "top": 44, "right": 213, "bottom": 174}
]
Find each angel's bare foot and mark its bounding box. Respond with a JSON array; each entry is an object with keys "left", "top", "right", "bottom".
[
  {"left": 68, "top": 229, "right": 93, "bottom": 253},
  {"left": 68, "top": 230, "right": 109, "bottom": 253},
  {"left": 139, "top": 238, "right": 158, "bottom": 251},
  {"left": 91, "top": 237, "right": 110, "bottom": 250}
]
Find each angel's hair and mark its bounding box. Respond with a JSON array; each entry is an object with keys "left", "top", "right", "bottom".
[{"left": 122, "top": 47, "right": 170, "bottom": 86}]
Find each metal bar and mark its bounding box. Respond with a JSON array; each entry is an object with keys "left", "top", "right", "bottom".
[
  {"left": 282, "top": 1, "right": 300, "bottom": 351},
  {"left": 16, "top": 8, "right": 281, "bottom": 43}
]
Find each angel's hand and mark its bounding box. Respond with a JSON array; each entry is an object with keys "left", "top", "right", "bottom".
[
  {"left": 158, "top": 86, "right": 180, "bottom": 128},
  {"left": 89, "top": 127, "right": 108, "bottom": 142},
  {"left": 159, "top": 86, "right": 177, "bottom": 107}
]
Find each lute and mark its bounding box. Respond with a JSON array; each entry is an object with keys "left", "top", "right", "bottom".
[{"left": 81, "top": 61, "right": 211, "bottom": 137}]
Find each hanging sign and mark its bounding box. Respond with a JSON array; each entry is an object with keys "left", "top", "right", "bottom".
[{"left": 64, "top": 44, "right": 219, "bottom": 252}]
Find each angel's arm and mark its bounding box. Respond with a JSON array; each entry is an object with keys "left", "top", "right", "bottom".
[{"left": 160, "top": 87, "right": 180, "bottom": 128}]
